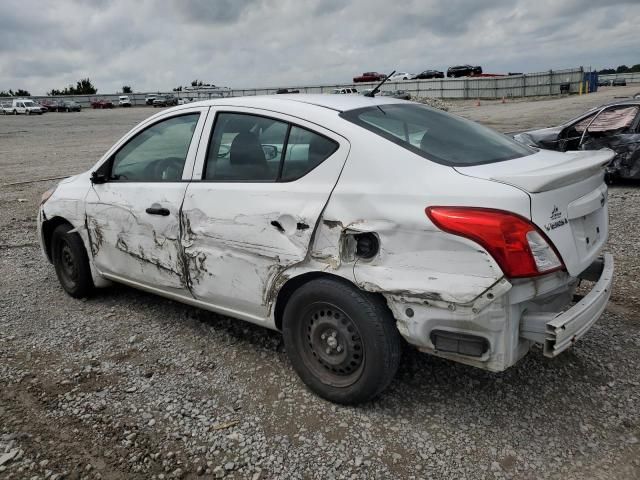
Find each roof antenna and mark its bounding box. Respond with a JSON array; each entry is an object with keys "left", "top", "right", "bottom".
[{"left": 364, "top": 70, "right": 395, "bottom": 97}]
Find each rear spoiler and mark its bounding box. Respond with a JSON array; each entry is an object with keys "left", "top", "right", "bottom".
[{"left": 480, "top": 149, "right": 614, "bottom": 193}]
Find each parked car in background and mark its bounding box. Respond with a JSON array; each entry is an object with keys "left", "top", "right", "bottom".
[
  {"left": 91, "top": 99, "right": 114, "bottom": 109},
  {"left": 388, "top": 72, "right": 413, "bottom": 81},
  {"left": 37, "top": 94, "right": 613, "bottom": 404},
  {"left": 414, "top": 70, "right": 444, "bottom": 79},
  {"left": 177, "top": 97, "right": 195, "bottom": 105},
  {"left": 276, "top": 88, "right": 300, "bottom": 94},
  {"left": 513, "top": 99, "right": 640, "bottom": 180},
  {"left": 612, "top": 78, "right": 627, "bottom": 87},
  {"left": 332, "top": 88, "right": 358, "bottom": 94},
  {"left": 119, "top": 95, "right": 132, "bottom": 107},
  {"left": 28, "top": 100, "right": 48, "bottom": 112},
  {"left": 379, "top": 90, "right": 411, "bottom": 100},
  {"left": 145, "top": 94, "right": 159, "bottom": 105},
  {"left": 40, "top": 99, "right": 60, "bottom": 111},
  {"left": 61, "top": 100, "right": 81, "bottom": 112},
  {"left": 353, "top": 72, "right": 386, "bottom": 83},
  {"left": 153, "top": 94, "right": 178, "bottom": 107},
  {"left": 3, "top": 98, "right": 43, "bottom": 115},
  {"left": 447, "top": 65, "right": 483, "bottom": 78}
]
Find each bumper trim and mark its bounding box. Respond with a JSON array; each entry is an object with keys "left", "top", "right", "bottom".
[{"left": 520, "top": 253, "right": 614, "bottom": 357}]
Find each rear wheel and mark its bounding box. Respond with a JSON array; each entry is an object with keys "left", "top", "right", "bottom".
[
  {"left": 51, "top": 224, "right": 94, "bottom": 298},
  {"left": 282, "top": 278, "right": 402, "bottom": 404}
]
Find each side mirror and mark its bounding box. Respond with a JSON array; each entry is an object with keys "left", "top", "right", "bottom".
[{"left": 90, "top": 171, "right": 107, "bottom": 184}]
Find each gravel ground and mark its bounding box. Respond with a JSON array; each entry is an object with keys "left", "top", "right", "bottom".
[{"left": 1, "top": 88, "right": 639, "bottom": 480}]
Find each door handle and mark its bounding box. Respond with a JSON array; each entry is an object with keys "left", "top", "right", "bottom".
[{"left": 146, "top": 206, "right": 170, "bottom": 216}]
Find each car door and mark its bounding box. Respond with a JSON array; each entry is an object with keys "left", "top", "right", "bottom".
[
  {"left": 180, "top": 108, "right": 349, "bottom": 322},
  {"left": 84, "top": 107, "right": 209, "bottom": 295}
]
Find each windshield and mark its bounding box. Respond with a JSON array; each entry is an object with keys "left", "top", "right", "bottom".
[
  {"left": 23, "top": 101, "right": 36, "bottom": 107},
  {"left": 340, "top": 104, "right": 535, "bottom": 166}
]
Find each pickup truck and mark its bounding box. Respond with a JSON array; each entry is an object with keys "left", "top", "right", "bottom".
[
  {"left": 353, "top": 72, "right": 386, "bottom": 83},
  {"left": 2, "top": 98, "right": 43, "bottom": 115}
]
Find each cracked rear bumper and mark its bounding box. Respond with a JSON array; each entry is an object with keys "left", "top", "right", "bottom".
[{"left": 520, "top": 253, "right": 614, "bottom": 357}]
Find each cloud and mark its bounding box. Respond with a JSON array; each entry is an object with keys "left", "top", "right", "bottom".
[{"left": 0, "top": 0, "right": 638, "bottom": 95}]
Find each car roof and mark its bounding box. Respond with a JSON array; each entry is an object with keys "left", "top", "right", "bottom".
[{"left": 185, "top": 94, "right": 406, "bottom": 113}]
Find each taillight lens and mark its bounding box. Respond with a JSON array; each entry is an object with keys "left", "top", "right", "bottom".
[{"left": 425, "top": 207, "right": 564, "bottom": 278}]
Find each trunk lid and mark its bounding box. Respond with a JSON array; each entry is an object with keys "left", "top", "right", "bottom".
[{"left": 455, "top": 148, "right": 614, "bottom": 276}]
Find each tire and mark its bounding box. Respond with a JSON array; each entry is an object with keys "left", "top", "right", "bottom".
[
  {"left": 13, "top": 110, "right": 17, "bottom": 115},
  {"left": 51, "top": 224, "right": 94, "bottom": 298},
  {"left": 282, "top": 277, "right": 402, "bottom": 404}
]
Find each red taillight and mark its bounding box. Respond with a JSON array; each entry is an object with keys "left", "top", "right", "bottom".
[{"left": 425, "top": 206, "right": 564, "bottom": 278}]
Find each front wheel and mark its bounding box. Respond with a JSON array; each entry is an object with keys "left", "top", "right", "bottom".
[
  {"left": 282, "top": 278, "right": 402, "bottom": 404},
  {"left": 51, "top": 224, "right": 94, "bottom": 298}
]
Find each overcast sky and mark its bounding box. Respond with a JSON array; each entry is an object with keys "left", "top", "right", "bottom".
[{"left": 1, "top": 0, "right": 639, "bottom": 95}]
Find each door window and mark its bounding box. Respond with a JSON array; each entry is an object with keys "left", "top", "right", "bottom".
[
  {"left": 204, "top": 113, "right": 338, "bottom": 182},
  {"left": 205, "top": 113, "right": 286, "bottom": 181},
  {"left": 281, "top": 126, "right": 338, "bottom": 181},
  {"left": 110, "top": 113, "right": 200, "bottom": 181}
]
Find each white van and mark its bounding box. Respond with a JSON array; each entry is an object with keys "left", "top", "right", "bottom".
[{"left": 3, "top": 99, "right": 43, "bottom": 115}]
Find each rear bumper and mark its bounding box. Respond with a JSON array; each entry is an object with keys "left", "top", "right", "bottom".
[{"left": 520, "top": 253, "right": 614, "bottom": 357}]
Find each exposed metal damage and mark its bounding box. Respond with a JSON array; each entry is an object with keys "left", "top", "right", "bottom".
[{"left": 514, "top": 99, "right": 640, "bottom": 180}]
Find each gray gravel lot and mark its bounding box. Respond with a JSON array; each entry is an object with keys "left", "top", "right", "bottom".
[{"left": 1, "top": 88, "right": 639, "bottom": 479}]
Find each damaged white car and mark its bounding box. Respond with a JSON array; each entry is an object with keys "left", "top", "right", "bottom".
[{"left": 38, "top": 95, "right": 614, "bottom": 404}]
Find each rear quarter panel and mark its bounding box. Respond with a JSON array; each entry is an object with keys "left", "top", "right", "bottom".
[{"left": 303, "top": 124, "right": 532, "bottom": 308}]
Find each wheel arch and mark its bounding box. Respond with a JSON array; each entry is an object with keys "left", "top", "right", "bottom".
[
  {"left": 273, "top": 271, "right": 382, "bottom": 331},
  {"left": 41, "top": 216, "right": 75, "bottom": 262}
]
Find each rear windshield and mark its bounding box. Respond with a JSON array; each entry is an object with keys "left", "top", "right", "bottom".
[{"left": 340, "top": 104, "right": 535, "bottom": 166}]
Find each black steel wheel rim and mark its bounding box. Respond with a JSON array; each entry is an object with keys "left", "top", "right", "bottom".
[
  {"left": 59, "top": 240, "right": 78, "bottom": 285},
  {"left": 297, "top": 302, "right": 365, "bottom": 388}
]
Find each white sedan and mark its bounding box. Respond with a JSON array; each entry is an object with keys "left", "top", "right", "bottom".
[
  {"left": 388, "top": 72, "right": 413, "bottom": 81},
  {"left": 38, "top": 94, "right": 613, "bottom": 404}
]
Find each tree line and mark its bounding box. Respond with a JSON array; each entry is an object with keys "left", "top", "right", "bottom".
[
  {"left": 0, "top": 89, "right": 31, "bottom": 97},
  {"left": 1, "top": 79, "right": 135, "bottom": 97},
  {"left": 597, "top": 64, "right": 640, "bottom": 74}
]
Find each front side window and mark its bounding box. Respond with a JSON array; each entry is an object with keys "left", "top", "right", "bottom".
[
  {"left": 204, "top": 113, "right": 338, "bottom": 182},
  {"left": 340, "top": 104, "right": 534, "bottom": 166},
  {"left": 111, "top": 113, "right": 199, "bottom": 181}
]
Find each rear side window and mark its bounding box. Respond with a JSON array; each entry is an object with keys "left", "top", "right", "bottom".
[
  {"left": 340, "top": 104, "right": 534, "bottom": 166},
  {"left": 204, "top": 112, "right": 338, "bottom": 182},
  {"left": 281, "top": 126, "right": 338, "bottom": 181}
]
